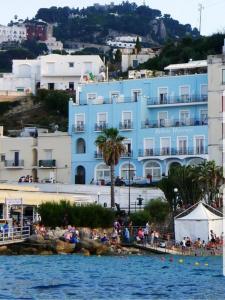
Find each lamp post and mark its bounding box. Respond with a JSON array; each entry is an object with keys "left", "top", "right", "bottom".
[
  {"left": 128, "top": 158, "right": 131, "bottom": 215},
  {"left": 97, "top": 192, "right": 100, "bottom": 204},
  {"left": 173, "top": 187, "right": 178, "bottom": 214}
]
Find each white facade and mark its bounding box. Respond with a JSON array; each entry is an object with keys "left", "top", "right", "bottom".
[
  {"left": 0, "top": 54, "right": 105, "bottom": 94},
  {"left": 207, "top": 54, "right": 225, "bottom": 166},
  {"left": 43, "top": 37, "right": 63, "bottom": 52},
  {"left": 0, "top": 25, "right": 27, "bottom": 44},
  {"left": 0, "top": 127, "right": 71, "bottom": 184},
  {"left": 122, "top": 52, "right": 156, "bottom": 72}
]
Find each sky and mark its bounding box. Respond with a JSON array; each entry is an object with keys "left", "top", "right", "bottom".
[{"left": 0, "top": 0, "right": 224, "bottom": 36}]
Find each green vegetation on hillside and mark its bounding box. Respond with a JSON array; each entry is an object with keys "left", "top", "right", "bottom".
[
  {"left": 35, "top": 2, "right": 199, "bottom": 45},
  {"left": 140, "top": 34, "right": 225, "bottom": 71}
]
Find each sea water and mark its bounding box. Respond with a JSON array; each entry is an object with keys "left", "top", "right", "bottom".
[{"left": 0, "top": 255, "right": 224, "bottom": 299}]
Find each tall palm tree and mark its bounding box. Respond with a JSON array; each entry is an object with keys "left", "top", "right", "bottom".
[{"left": 95, "top": 128, "right": 125, "bottom": 208}]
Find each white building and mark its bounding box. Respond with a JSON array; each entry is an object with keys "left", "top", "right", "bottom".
[
  {"left": 0, "top": 24, "right": 27, "bottom": 44},
  {"left": 0, "top": 54, "right": 105, "bottom": 94},
  {"left": 121, "top": 48, "right": 158, "bottom": 72},
  {"left": 107, "top": 36, "right": 142, "bottom": 49},
  {"left": 0, "top": 126, "right": 71, "bottom": 184},
  {"left": 208, "top": 53, "right": 225, "bottom": 167}
]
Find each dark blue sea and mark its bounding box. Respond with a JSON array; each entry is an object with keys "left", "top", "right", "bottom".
[{"left": 0, "top": 255, "right": 224, "bottom": 299}]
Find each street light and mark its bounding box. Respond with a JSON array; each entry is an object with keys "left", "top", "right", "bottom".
[
  {"left": 173, "top": 187, "right": 178, "bottom": 213},
  {"left": 128, "top": 158, "right": 131, "bottom": 214}
]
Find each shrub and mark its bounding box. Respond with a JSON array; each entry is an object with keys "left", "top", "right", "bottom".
[
  {"left": 144, "top": 198, "right": 170, "bottom": 224},
  {"left": 129, "top": 210, "right": 149, "bottom": 226},
  {"left": 38, "top": 201, "right": 115, "bottom": 228}
]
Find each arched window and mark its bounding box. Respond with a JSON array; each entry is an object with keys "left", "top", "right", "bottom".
[
  {"left": 120, "top": 163, "right": 136, "bottom": 180},
  {"left": 96, "top": 163, "right": 110, "bottom": 181},
  {"left": 188, "top": 158, "right": 204, "bottom": 166},
  {"left": 144, "top": 161, "right": 161, "bottom": 181},
  {"left": 76, "top": 138, "right": 86, "bottom": 154}
]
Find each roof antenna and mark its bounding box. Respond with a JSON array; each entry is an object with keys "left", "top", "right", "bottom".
[{"left": 198, "top": 3, "right": 204, "bottom": 35}]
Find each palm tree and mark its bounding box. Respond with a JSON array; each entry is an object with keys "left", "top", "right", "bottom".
[{"left": 95, "top": 128, "right": 126, "bottom": 208}]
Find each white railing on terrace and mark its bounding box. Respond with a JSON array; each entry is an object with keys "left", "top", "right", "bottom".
[{"left": 0, "top": 226, "right": 30, "bottom": 243}]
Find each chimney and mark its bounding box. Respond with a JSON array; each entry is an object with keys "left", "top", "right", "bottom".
[{"left": 0, "top": 126, "right": 3, "bottom": 137}]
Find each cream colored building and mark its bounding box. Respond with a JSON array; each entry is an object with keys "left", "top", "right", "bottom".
[
  {"left": 0, "top": 127, "right": 71, "bottom": 184},
  {"left": 0, "top": 24, "right": 27, "bottom": 44},
  {"left": 207, "top": 53, "right": 225, "bottom": 166}
]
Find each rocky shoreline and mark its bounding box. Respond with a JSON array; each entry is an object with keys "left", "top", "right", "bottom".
[{"left": 0, "top": 228, "right": 142, "bottom": 256}]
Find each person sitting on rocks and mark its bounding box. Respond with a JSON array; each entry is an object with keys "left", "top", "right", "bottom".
[
  {"left": 101, "top": 232, "right": 109, "bottom": 244},
  {"left": 111, "top": 229, "right": 119, "bottom": 244},
  {"left": 136, "top": 227, "right": 144, "bottom": 243}
]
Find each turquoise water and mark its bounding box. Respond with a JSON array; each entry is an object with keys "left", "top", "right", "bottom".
[{"left": 0, "top": 255, "right": 224, "bottom": 299}]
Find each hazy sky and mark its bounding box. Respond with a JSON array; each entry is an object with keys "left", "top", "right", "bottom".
[{"left": 0, "top": 0, "right": 224, "bottom": 36}]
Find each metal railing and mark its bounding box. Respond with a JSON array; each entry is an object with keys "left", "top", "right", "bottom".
[
  {"left": 119, "top": 121, "right": 133, "bottom": 130},
  {"left": 79, "top": 97, "right": 140, "bottom": 106},
  {"left": 0, "top": 226, "right": 30, "bottom": 243},
  {"left": 94, "top": 122, "right": 108, "bottom": 131},
  {"left": 72, "top": 123, "right": 85, "bottom": 133},
  {"left": 121, "top": 151, "right": 133, "bottom": 158},
  {"left": 138, "top": 146, "right": 208, "bottom": 157},
  {"left": 141, "top": 118, "right": 208, "bottom": 129},
  {"left": 39, "top": 159, "right": 56, "bottom": 168},
  {"left": 147, "top": 94, "right": 208, "bottom": 106},
  {"left": 4, "top": 160, "right": 24, "bottom": 167},
  {"left": 94, "top": 151, "right": 103, "bottom": 159}
]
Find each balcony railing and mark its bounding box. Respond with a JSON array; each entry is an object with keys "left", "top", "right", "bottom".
[
  {"left": 39, "top": 160, "right": 56, "bottom": 168},
  {"left": 121, "top": 151, "right": 133, "bottom": 158},
  {"left": 147, "top": 95, "right": 207, "bottom": 106},
  {"left": 141, "top": 118, "right": 208, "bottom": 129},
  {"left": 94, "top": 122, "right": 108, "bottom": 131},
  {"left": 79, "top": 97, "right": 139, "bottom": 106},
  {"left": 94, "top": 151, "right": 103, "bottom": 159},
  {"left": 4, "top": 160, "right": 24, "bottom": 168},
  {"left": 119, "top": 121, "right": 133, "bottom": 130},
  {"left": 72, "top": 123, "right": 85, "bottom": 133},
  {"left": 138, "top": 147, "right": 208, "bottom": 157}
]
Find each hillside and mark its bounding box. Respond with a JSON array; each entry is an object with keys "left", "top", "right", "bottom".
[{"left": 35, "top": 2, "right": 199, "bottom": 47}]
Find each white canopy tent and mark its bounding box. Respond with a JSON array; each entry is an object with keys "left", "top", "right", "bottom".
[{"left": 175, "top": 202, "right": 223, "bottom": 243}]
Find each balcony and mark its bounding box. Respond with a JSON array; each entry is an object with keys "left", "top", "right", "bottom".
[
  {"left": 79, "top": 97, "right": 139, "bottom": 106},
  {"left": 138, "top": 147, "right": 208, "bottom": 158},
  {"left": 4, "top": 160, "right": 24, "bottom": 168},
  {"left": 121, "top": 151, "right": 133, "bottom": 158},
  {"left": 72, "top": 123, "right": 85, "bottom": 133},
  {"left": 119, "top": 121, "right": 133, "bottom": 130},
  {"left": 94, "top": 151, "right": 103, "bottom": 159},
  {"left": 147, "top": 95, "right": 207, "bottom": 107},
  {"left": 94, "top": 122, "right": 108, "bottom": 132},
  {"left": 141, "top": 118, "right": 208, "bottom": 129},
  {"left": 39, "top": 160, "right": 56, "bottom": 168}
]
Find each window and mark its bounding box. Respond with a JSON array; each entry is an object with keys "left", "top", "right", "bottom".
[
  {"left": 122, "top": 111, "right": 132, "bottom": 128},
  {"left": 160, "top": 138, "right": 170, "bottom": 155},
  {"left": 69, "top": 62, "right": 74, "bottom": 68},
  {"left": 87, "top": 93, "right": 97, "bottom": 103},
  {"left": 180, "top": 86, "right": 190, "bottom": 101},
  {"left": 110, "top": 92, "right": 120, "bottom": 102},
  {"left": 96, "top": 163, "right": 110, "bottom": 181},
  {"left": 123, "top": 139, "right": 132, "bottom": 156},
  {"left": 132, "top": 90, "right": 141, "bottom": 102},
  {"left": 97, "top": 112, "right": 107, "bottom": 127},
  {"left": 195, "top": 136, "right": 205, "bottom": 154},
  {"left": 158, "top": 111, "right": 168, "bottom": 127},
  {"left": 144, "top": 139, "right": 154, "bottom": 156},
  {"left": 178, "top": 137, "right": 188, "bottom": 155},
  {"left": 69, "top": 82, "right": 74, "bottom": 90},
  {"left": 222, "top": 69, "right": 225, "bottom": 85},
  {"left": 158, "top": 87, "right": 168, "bottom": 104},
  {"left": 179, "top": 110, "right": 190, "bottom": 125},
  {"left": 200, "top": 109, "right": 208, "bottom": 124},
  {"left": 75, "top": 114, "right": 85, "bottom": 130},
  {"left": 201, "top": 84, "right": 208, "bottom": 100},
  {"left": 144, "top": 161, "right": 161, "bottom": 181},
  {"left": 0, "top": 154, "right": 5, "bottom": 162},
  {"left": 120, "top": 163, "right": 136, "bottom": 180},
  {"left": 133, "top": 59, "right": 139, "bottom": 68},
  {"left": 44, "top": 150, "right": 52, "bottom": 160},
  {"left": 76, "top": 138, "right": 86, "bottom": 154}
]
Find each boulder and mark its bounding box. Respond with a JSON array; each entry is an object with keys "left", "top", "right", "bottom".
[
  {"left": 28, "top": 234, "right": 44, "bottom": 243},
  {"left": 0, "top": 246, "right": 12, "bottom": 255},
  {"left": 79, "top": 238, "right": 109, "bottom": 255},
  {"left": 39, "top": 250, "right": 54, "bottom": 255},
  {"left": 80, "top": 248, "right": 90, "bottom": 256},
  {"left": 55, "top": 240, "right": 75, "bottom": 254}
]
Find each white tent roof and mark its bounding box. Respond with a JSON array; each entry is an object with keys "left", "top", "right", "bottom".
[
  {"left": 176, "top": 202, "right": 222, "bottom": 221},
  {"left": 164, "top": 60, "right": 207, "bottom": 71}
]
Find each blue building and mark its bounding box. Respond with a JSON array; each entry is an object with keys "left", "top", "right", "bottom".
[{"left": 69, "top": 66, "right": 208, "bottom": 185}]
